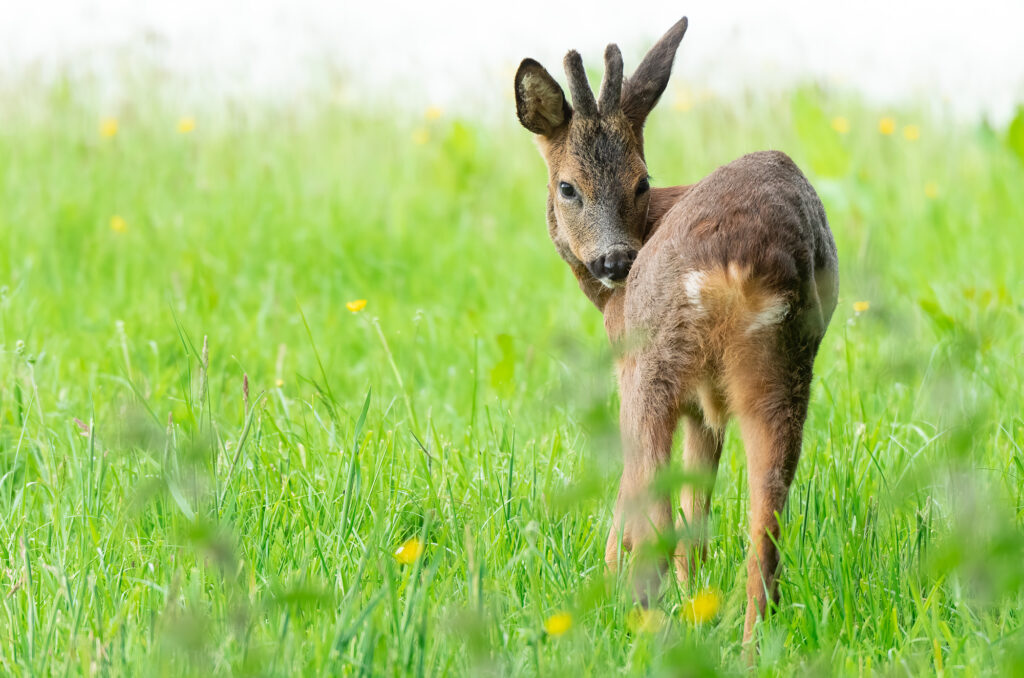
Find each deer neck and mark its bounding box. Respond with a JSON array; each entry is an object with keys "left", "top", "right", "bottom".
[{"left": 547, "top": 185, "right": 692, "bottom": 337}]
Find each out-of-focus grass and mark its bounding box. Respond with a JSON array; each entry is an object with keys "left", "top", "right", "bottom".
[{"left": 0, "top": 77, "right": 1022, "bottom": 676}]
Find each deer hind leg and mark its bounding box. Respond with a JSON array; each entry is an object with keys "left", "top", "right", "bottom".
[
  {"left": 674, "top": 411, "right": 724, "bottom": 584},
  {"left": 604, "top": 353, "right": 681, "bottom": 599},
  {"left": 727, "top": 346, "right": 814, "bottom": 646}
]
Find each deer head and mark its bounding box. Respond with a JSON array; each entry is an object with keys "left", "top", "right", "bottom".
[{"left": 514, "top": 17, "right": 688, "bottom": 293}]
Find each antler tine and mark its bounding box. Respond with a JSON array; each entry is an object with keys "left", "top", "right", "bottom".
[
  {"left": 563, "top": 50, "right": 598, "bottom": 118},
  {"left": 598, "top": 43, "right": 623, "bottom": 115}
]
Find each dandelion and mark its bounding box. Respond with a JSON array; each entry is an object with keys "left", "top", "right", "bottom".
[
  {"left": 853, "top": 300, "right": 870, "bottom": 313},
  {"left": 627, "top": 607, "right": 666, "bottom": 634},
  {"left": 394, "top": 537, "right": 424, "bottom": 565},
  {"left": 346, "top": 299, "right": 367, "bottom": 313},
  {"left": 903, "top": 124, "right": 920, "bottom": 141},
  {"left": 411, "top": 128, "right": 429, "bottom": 145},
  {"left": 100, "top": 118, "right": 118, "bottom": 138},
  {"left": 177, "top": 117, "right": 196, "bottom": 134},
  {"left": 831, "top": 116, "right": 850, "bottom": 134},
  {"left": 682, "top": 589, "right": 722, "bottom": 624},
  {"left": 110, "top": 215, "right": 127, "bottom": 233},
  {"left": 924, "top": 181, "right": 939, "bottom": 199},
  {"left": 878, "top": 117, "right": 895, "bottom": 135},
  {"left": 543, "top": 611, "right": 573, "bottom": 637},
  {"left": 425, "top": 106, "right": 443, "bottom": 121}
]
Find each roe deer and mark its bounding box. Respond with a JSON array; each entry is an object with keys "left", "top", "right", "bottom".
[{"left": 513, "top": 17, "right": 838, "bottom": 643}]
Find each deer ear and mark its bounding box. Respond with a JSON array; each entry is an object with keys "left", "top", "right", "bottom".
[
  {"left": 515, "top": 59, "right": 571, "bottom": 136},
  {"left": 621, "top": 17, "right": 688, "bottom": 135}
]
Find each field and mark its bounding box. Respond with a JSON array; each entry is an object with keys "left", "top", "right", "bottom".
[{"left": 1, "top": 77, "right": 1023, "bottom": 676}]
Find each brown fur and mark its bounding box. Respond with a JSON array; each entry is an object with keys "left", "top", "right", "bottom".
[{"left": 514, "top": 18, "right": 838, "bottom": 647}]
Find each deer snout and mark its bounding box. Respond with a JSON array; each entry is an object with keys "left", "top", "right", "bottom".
[{"left": 588, "top": 248, "right": 637, "bottom": 285}]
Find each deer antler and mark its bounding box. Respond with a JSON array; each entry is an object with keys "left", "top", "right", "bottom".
[
  {"left": 598, "top": 44, "right": 623, "bottom": 116},
  {"left": 563, "top": 50, "right": 598, "bottom": 118}
]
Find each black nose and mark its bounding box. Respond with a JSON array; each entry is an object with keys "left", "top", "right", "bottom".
[{"left": 588, "top": 249, "right": 637, "bottom": 282}]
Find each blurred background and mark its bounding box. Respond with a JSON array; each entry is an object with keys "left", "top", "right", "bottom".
[{"left": 5, "top": 0, "right": 1024, "bottom": 121}]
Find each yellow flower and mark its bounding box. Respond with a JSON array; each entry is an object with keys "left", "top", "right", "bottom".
[
  {"left": 682, "top": 589, "right": 722, "bottom": 624},
  {"left": 394, "top": 537, "right": 424, "bottom": 564},
  {"left": 275, "top": 378, "right": 284, "bottom": 388},
  {"left": 902, "top": 124, "right": 920, "bottom": 141},
  {"left": 177, "top": 117, "right": 196, "bottom": 134},
  {"left": 831, "top": 116, "right": 850, "bottom": 134},
  {"left": 100, "top": 118, "right": 118, "bottom": 138},
  {"left": 878, "top": 117, "right": 895, "bottom": 135},
  {"left": 543, "top": 611, "right": 573, "bottom": 637},
  {"left": 346, "top": 299, "right": 367, "bottom": 313},
  {"left": 109, "top": 215, "right": 127, "bottom": 233},
  {"left": 412, "top": 128, "right": 429, "bottom": 145},
  {"left": 627, "top": 607, "right": 666, "bottom": 634},
  {"left": 425, "top": 106, "right": 443, "bottom": 121},
  {"left": 853, "top": 300, "right": 870, "bottom": 313},
  {"left": 924, "top": 181, "right": 939, "bottom": 199}
]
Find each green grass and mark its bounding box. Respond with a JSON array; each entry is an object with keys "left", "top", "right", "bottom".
[{"left": 1, "top": 79, "right": 1023, "bottom": 676}]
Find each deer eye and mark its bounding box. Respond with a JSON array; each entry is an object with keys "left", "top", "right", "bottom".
[
  {"left": 558, "top": 182, "right": 577, "bottom": 200},
  {"left": 635, "top": 177, "right": 650, "bottom": 196}
]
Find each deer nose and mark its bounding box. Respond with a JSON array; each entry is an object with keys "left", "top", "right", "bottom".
[{"left": 588, "top": 248, "right": 637, "bottom": 282}]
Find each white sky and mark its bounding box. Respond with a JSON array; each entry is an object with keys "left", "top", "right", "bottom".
[{"left": 3, "top": 0, "right": 1023, "bottom": 123}]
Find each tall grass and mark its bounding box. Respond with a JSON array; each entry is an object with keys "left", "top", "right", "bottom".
[{"left": 0, "top": 79, "right": 1022, "bottom": 676}]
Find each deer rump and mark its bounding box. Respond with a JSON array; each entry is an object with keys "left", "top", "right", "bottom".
[{"left": 618, "top": 150, "right": 837, "bottom": 355}]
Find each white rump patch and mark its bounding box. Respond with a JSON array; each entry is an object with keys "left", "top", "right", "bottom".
[
  {"left": 746, "top": 297, "right": 788, "bottom": 334},
  {"left": 683, "top": 271, "right": 707, "bottom": 313}
]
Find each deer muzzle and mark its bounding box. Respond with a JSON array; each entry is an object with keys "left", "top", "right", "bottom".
[{"left": 588, "top": 247, "right": 638, "bottom": 286}]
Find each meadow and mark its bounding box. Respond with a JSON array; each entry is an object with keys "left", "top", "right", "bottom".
[{"left": 1, "top": 75, "right": 1023, "bottom": 676}]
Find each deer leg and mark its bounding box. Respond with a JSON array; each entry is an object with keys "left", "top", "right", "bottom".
[
  {"left": 605, "top": 355, "right": 679, "bottom": 599},
  {"left": 604, "top": 482, "right": 629, "bottom": 571},
  {"left": 674, "top": 412, "right": 724, "bottom": 584},
  {"left": 734, "top": 384, "right": 810, "bottom": 646}
]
